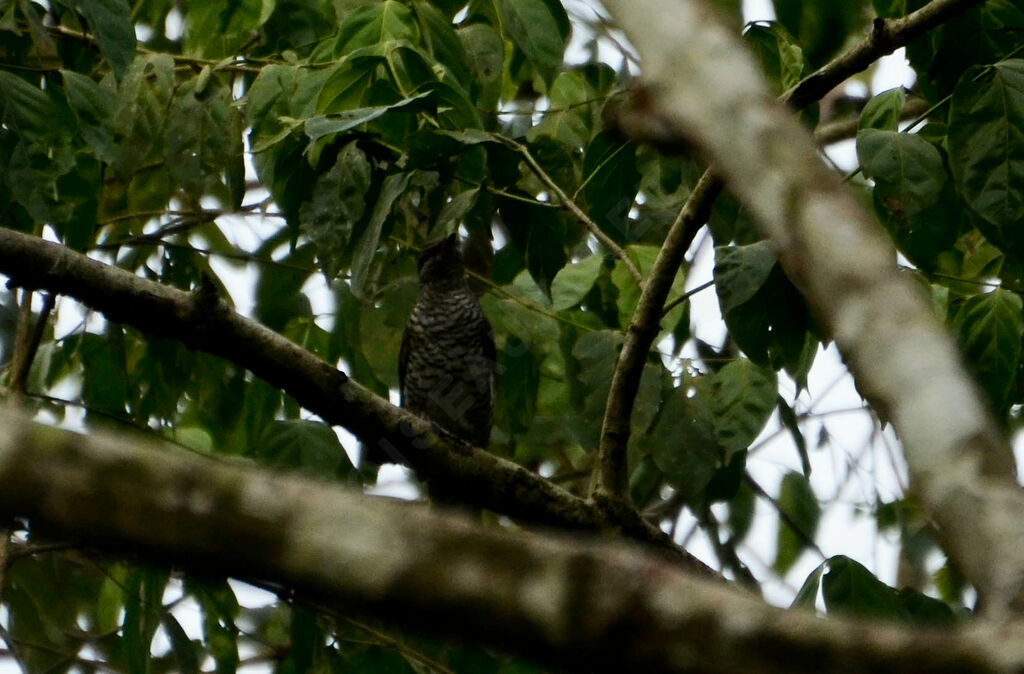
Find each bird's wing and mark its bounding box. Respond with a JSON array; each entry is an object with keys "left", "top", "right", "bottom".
[
  {"left": 398, "top": 322, "right": 411, "bottom": 406},
  {"left": 482, "top": 320, "right": 496, "bottom": 406}
]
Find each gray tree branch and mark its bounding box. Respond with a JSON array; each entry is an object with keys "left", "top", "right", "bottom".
[
  {"left": 0, "top": 227, "right": 708, "bottom": 574},
  {"left": 0, "top": 409, "right": 1021, "bottom": 673},
  {"left": 602, "top": 0, "right": 1024, "bottom": 616}
]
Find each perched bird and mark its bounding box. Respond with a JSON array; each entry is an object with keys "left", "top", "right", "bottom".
[{"left": 399, "top": 234, "right": 495, "bottom": 449}]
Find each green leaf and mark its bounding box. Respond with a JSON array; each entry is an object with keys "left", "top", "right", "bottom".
[
  {"left": 189, "top": 578, "right": 240, "bottom": 673},
  {"left": 773, "top": 0, "right": 868, "bottom": 67},
  {"left": 713, "top": 241, "right": 777, "bottom": 313},
  {"left": 727, "top": 479, "right": 756, "bottom": 543},
  {"left": 122, "top": 569, "right": 168, "bottom": 674},
  {"left": 872, "top": 0, "right": 907, "bottom": 18},
  {"left": 630, "top": 454, "right": 664, "bottom": 510},
  {"left": 952, "top": 288, "right": 1024, "bottom": 414},
  {"left": 438, "top": 187, "right": 480, "bottom": 227},
  {"left": 878, "top": 183, "right": 964, "bottom": 273},
  {"left": 251, "top": 420, "right": 352, "bottom": 477},
  {"left": 822, "top": 556, "right": 902, "bottom": 621},
  {"left": 778, "top": 396, "right": 810, "bottom": 476},
  {"left": 166, "top": 76, "right": 244, "bottom": 205},
  {"left": 498, "top": 0, "right": 567, "bottom": 87},
  {"left": 551, "top": 254, "right": 604, "bottom": 311},
  {"left": 791, "top": 560, "right": 827, "bottom": 610},
  {"left": 582, "top": 132, "right": 641, "bottom": 245},
  {"left": 80, "top": 331, "right": 128, "bottom": 414},
  {"left": 255, "top": 241, "right": 316, "bottom": 331},
  {"left": 570, "top": 329, "right": 622, "bottom": 448},
  {"left": 743, "top": 22, "right": 805, "bottom": 92},
  {"left": 110, "top": 54, "right": 175, "bottom": 178},
  {"left": 316, "top": 59, "right": 375, "bottom": 115},
  {"left": 857, "top": 129, "right": 946, "bottom": 216},
  {"left": 773, "top": 471, "right": 821, "bottom": 574},
  {"left": 498, "top": 335, "right": 540, "bottom": 434},
  {"left": 499, "top": 195, "right": 568, "bottom": 298},
  {"left": 457, "top": 22, "right": 504, "bottom": 110},
  {"left": 62, "top": 70, "right": 116, "bottom": 161},
  {"left": 526, "top": 70, "right": 593, "bottom": 149},
  {"left": 719, "top": 259, "right": 813, "bottom": 373},
  {"left": 567, "top": 329, "right": 659, "bottom": 450},
  {"left": 248, "top": 64, "right": 330, "bottom": 158},
  {"left": 704, "top": 447, "right": 747, "bottom": 503},
  {"left": 650, "top": 380, "right": 722, "bottom": 505},
  {"left": 183, "top": 0, "right": 276, "bottom": 57},
  {"left": 351, "top": 171, "right": 413, "bottom": 295},
  {"left": 358, "top": 277, "right": 414, "bottom": 390},
  {"left": 6, "top": 558, "right": 80, "bottom": 672},
  {"left": 916, "top": 1, "right": 1024, "bottom": 99},
  {"left": 897, "top": 588, "right": 957, "bottom": 627},
  {"left": 77, "top": 0, "right": 136, "bottom": 80},
  {"left": 632, "top": 362, "right": 665, "bottom": 443},
  {"left": 300, "top": 142, "right": 373, "bottom": 278},
  {"left": 948, "top": 60, "right": 1024, "bottom": 254},
  {"left": 0, "top": 70, "right": 61, "bottom": 140},
  {"left": 304, "top": 92, "right": 432, "bottom": 147},
  {"left": 0, "top": 70, "right": 81, "bottom": 226},
  {"left": 413, "top": 0, "right": 472, "bottom": 83},
  {"left": 421, "top": 78, "right": 484, "bottom": 129},
  {"left": 859, "top": 87, "right": 907, "bottom": 131},
  {"left": 334, "top": 0, "right": 420, "bottom": 55},
  {"left": 710, "top": 359, "right": 778, "bottom": 453}
]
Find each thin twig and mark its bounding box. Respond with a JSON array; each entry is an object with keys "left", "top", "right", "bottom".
[
  {"left": 662, "top": 279, "right": 714, "bottom": 315},
  {"left": 744, "top": 474, "right": 826, "bottom": 560},
  {"left": 495, "top": 135, "right": 645, "bottom": 287},
  {"left": 93, "top": 213, "right": 218, "bottom": 251},
  {"left": 98, "top": 205, "right": 283, "bottom": 226},
  {"left": 699, "top": 507, "right": 760, "bottom": 591},
  {"left": 8, "top": 541, "right": 79, "bottom": 561},
  {"left": 339, "top": 617, "right": 457, "bottom": 674}
]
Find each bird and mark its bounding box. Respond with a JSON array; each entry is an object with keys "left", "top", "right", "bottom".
[{"left": 398, "top": 234, "right": 495, "bottom": 450}]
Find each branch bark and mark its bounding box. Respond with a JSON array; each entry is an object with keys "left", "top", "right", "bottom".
[
  {"left": 602, "top": 0, "right": 1024, "bottom": 616},
  {"left": 0, "top": 228, "right": 709, "bottom": 574},
  {"left": 0, "top": 410, "right": 1021, "bottom": 674}
]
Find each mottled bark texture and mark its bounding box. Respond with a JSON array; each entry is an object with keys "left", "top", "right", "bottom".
[{"left": 0, "top": 412, "right": 1020, "bottom": 673}]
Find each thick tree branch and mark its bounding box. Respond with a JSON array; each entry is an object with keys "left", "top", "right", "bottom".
[
  {"left": 0, "top": 228, "right": 708, "bottom": 574},
  {"left": 603, "top": 0, "right": 1024, "bottom": 616},
  {"left": 0, "top": 412, "right": 1021, "bottom": 674},
  {"left": 594, "top": 0, "right": 987, "bottom": 507}
]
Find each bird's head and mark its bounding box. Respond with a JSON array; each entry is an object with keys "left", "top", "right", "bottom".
[{"left": 417, "top": 233, "right": 465, "bottom": 285}]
